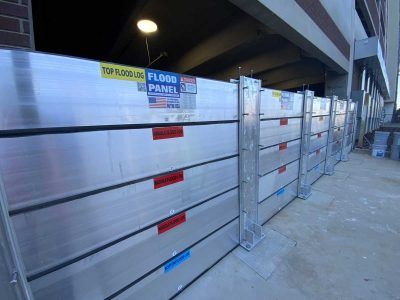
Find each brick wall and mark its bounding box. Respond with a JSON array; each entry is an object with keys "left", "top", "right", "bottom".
[{"left": 0, "top": 0, "right": 33, "bottom": 49}]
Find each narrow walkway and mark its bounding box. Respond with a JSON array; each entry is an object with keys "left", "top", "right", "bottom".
[{"left": 177, "top": 152, "right": 400, "bottom": 300}]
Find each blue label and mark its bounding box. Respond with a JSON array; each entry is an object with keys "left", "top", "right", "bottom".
[
  {"left": 164, "top": 249, "right": 190, "bottom": 273},
  {"left": 145, "top": 69, "right": 180, "bottom": 98},
  {"left": 276, "top": 188, "right": 285, "bottom": 196}
]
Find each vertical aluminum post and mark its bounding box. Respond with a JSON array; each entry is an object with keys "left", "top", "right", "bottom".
[
  {"left": 325, "top": 96, "right": 338, "bottom": 175},
  {"left": 0, "top": 175, "right": 33, "bottom": 300},
  {"left": 298, "top": 90, "right": 314, "bottom": 199},
  {"left": 341, "top": 99, "right": 351, "bottom": 161},
  {"left": 351, "top": 103, "right": 358, "bottom": 150},
  {"left": 239, "top": 76, "right": 264, "bottom": 250}
]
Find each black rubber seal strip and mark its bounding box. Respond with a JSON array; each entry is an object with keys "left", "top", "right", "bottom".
[
  {"left": 260, "top": 116, "right": 302, "bottom": 121},
  {"left": 258, "top": 177, "right": 298, "bottom": 205},
  {"left": 259, "top": 158, "right": 300, "bottom": 178},
  {"left": 259, "top": 137, "right": 301, "bottom": 151},
  {"left": 0, "top": 120, "right": 238, "bottom": 138}
]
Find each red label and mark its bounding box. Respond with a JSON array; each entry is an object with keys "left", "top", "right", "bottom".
[
  {"left": 154, "top": 171, "right": 184, "bottom": 189},
  {"left": 278, "top": 165, "right": 286, "bottom": 174},
  {"left": 280, "top": 118, "right": 288, "bottom": 126},
  {"left": 279, "top": 143, "right": 287, "bottom": 151},
  {"left": 316, "top": 149, "right": 321, "bottom": 155},
  {"left": 157, "top": 212, "right": 186, "bottom": 234},
  {"left": 317, "top": 133, "right": 322, "bottom": 138},
  {"left": 319, "top": 116, "right": 324, "bottom": 121},
  {"left": 152, "top": 126, "right": 184, "bottom": 140}
]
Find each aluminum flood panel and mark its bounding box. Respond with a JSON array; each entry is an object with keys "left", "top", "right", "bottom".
[
  {"left": 309, "top": 132, "right": 328, "bottom": 153},
  {"left": 259, "top": 160, "right": 299, "bottom": 202},
  {"left": 0, "top": 50, "right": 238, "bottom": 131},
  {"left": 12, "top": 157, "right": 238, "bottom": 277},
  {"left": 260, "top": 89, "right": 303, "bottom": 118},
  {"left": 258, "top": 179, "right": 298, "bottom": 225},
  {"left": 29, "top": 189, "right": 239, "bottom": 300},
  {"left": 307, "top": 146, "right": 327, "bottom": 170},
  {"left": 330, "top": 139, "right": 343, "bottom": 155},
  {"left": 307, "top": 161, "right": 325, "bottom": 185},
  {"left": 259, "top": 139, "right": 301, "bottom": 176},
  {"left": 113, "top": 218, "right": 239, "bottom": 300},
  {"left": 260, "top": 118, "right": 302, "bottom": 148},
  {"left": 332, "top": 127, "right": 344, "bottom": 142},
  {"left": 311, "top": 115, "right": 330, "bottom": 134},
  {"left": 312, "top": 97, "right": 331, "bottom": 116},
  {"left": 1, "top": 123, "right": 237, "bottom": 212},
  {"left": 336, "top": 100, "right": 347, "bottom": 114},
  {"left": 335, "top": 114, "right": 346, "bottom": 127}
]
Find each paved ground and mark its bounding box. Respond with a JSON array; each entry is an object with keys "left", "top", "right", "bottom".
[{"left": 177, "top": 151, "right": 400, "bottom": 300}]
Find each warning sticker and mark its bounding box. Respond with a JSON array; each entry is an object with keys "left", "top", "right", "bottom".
[
  {"left": 164, "top": 249, "right": 191, "bottom": 273},
  {"left": 272, "top": 90, "right": 281, "bottom": 98},
  {"left": 100, "top": 62, "right": 145, "bottom": 82},
  {"left": 148, "top": 97, "right": 180, "bottom": 109},
  {"left": 158, "top": 212, "right": 186, "bottom": 234},
  {"left": 276, "top": 187, "right": 285, "bottom": 196},
  {"left": 152, "top": 126, "right": 184, "bottom": 140},
  {"left": 279, "top": 143, "right": 287, "bottom": 151},
  {"left": 278, "top": 166, "right": 286, "bottom": 174},
  {"left": 280, "top": 118, "right": 288, "bottom": 126},
  {"left": 180, "top": 75, "right": 197, "bottom": 94},
  {"left": 280, "top": 91, "right": 294, "bottom": 110},
  {"left": 153, "top": 171, "right": 184, "bottom": 189}
]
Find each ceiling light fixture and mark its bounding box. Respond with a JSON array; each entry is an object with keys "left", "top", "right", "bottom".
[{"left": 137, "top": 19, "right": 158, "bottom": 33}]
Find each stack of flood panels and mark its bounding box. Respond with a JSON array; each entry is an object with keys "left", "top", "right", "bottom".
[
  {"left": 307, "top": 97, "right": 331, "bottom": 185},
  {"left": 257, "top": 89, "right": 303, "bottom": 224},
  {"left": 332, "top": 99, "right": 347, "bottom": 165},
  {"left": 0, "top": 50, "right": 239, "bottom": 299}
]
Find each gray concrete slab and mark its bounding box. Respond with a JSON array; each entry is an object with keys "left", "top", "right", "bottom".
[{"left": 177, "top": 152, "right": 400, "bottom": 300}]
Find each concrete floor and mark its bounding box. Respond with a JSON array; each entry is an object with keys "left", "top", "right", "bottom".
[{"left": 177, "top": 152, "right": 400, "bottom": 300}]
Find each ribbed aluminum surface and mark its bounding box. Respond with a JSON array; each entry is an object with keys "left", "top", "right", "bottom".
[
  {"left": 309, "top": 131, "right": 328, "bottom": 153},
  {"left": 30, "top": 190, "right": 239, "bottom": 300},
  {"left": 260, "top": 89, "right": 303, "bottom": 118},
  {"left": 335, "top": 114, "right": 346, "bottom": 127},
  {"left": 259, "top": 159, "right": 299, "bottom": 202},
  {"left": 114, "top": 219, "right": 239, "bottom": 300},
  {"left": 336, "top": 100, "right": 347, "bottom": 114},
  {"left": 307, "top": 146, "right": 327, "bottom": 170},
  {"left": 311, "top": 115, "right": 330, "bottom": 134},
  {"left": 0, "top": 50, "right": 238, "bottom": 131},
  {"left": 260, "top": 118, "right": 302, "bottom": 148},
  {"left": 307, "top": 161, "right": 325, "bottom": 185},
  {"left": 258, "top": 179, "right": 298, "bottom": 225},
  {"left": 259, "top": 139, "right": 301, "bottom": 176},
  {"left": 312, "top": 97, "right": 331, "bottom": 116},
  {"left": 1, "top": 123, "right": 237, "bottom": 212},
  {"left": 12, "top": 158, "right": 238, "bottom": 276}
]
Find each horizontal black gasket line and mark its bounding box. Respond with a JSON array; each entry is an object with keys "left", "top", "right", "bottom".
[
  {"left": 260, "top": 116, "right": 303, "bottom": 121},
  {"left": 106, "top": 217, "right": 239, "bottom": 299},
  {"left": 259, "top": 157, "right": 300, "bottom": 178},
  {"left": 307, "top": 159, "right": 328, "bottom": 173},
  {"left": 258, "top": 178, "right": 298, "bottom": 205},
  {"left": 0, "top": 120, "right": 238, "bottom": 138},
  {"left": 9, "top": 154, "right": 238, "bottom": 216},
  {"left": 312, "top": 113, "right": 330, "bottom": 117},
  {"left": 310, "top": 129, "right": 329, "bottom": 137},
  {"left": 26, "top": 186, "right": 239, "bottom": 282},
  {"left": 259, "top": 137, "right": 301, "bottom": 151}
]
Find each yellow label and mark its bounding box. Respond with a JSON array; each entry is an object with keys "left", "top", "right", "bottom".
[
  {"left": 100, "top": 62, "right": 145, "bottom": 82},
  {"left": 272, "top": 90, "right": 281, "bottom": 98}
]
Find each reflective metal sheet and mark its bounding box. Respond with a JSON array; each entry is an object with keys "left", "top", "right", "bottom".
[
  {"left": 29, "top": 190, "right": 239, "bottom": 300},
  {"left": 260, "top": 89, "right": 303, "bottom": 118},
  {"left": 12, "top": 158, "right": 238, "bottom": 276},
  {"left": 259, "top": 139, "right": 301, "bottom": 176},
  {"left": 260, "top": 118, "right": 302, "bottom": 148},
  {"left": 307, "top": 161, "right": 325, "bottom": 185},
  {"left": 336, "top": 100, "right": 347, "bottom": 114},
  {"left": 310, "top": 115, "right": 330, "bottom": 134},
  {"left": 309, "top": 131, "right": 328, "bottom": 153},
  {"left": 258, "top": 179, "right": 298, "bottom": 225},
  {"left": 1, "top": 123, "right": 238, "bottom": 211},
  {"left": 312, "top": 97, "right": 331, "bottom": 116},
  {"left": 333, "top": 127, "right": 344, "bottom": 142},
  {"left": 113, "top": 219, "right": 239, "bottom": 300},
  {"left": 0, "top": 50, "right": 238, "bottom": 131},
  {"left": 307, "top": 146, "right": 327, "bottom": 170},
  {"left": 335, "top": 114, "right": 346, "bottom": 127},
  {"left": 259, "top": 160, "right": 299, "bottom": 202}
]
